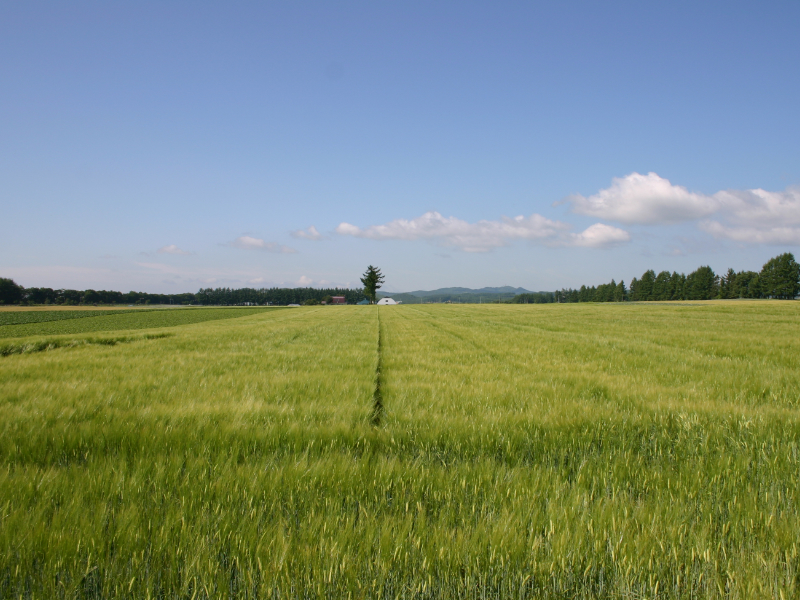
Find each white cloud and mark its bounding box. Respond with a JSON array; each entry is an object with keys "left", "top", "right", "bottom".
[
  {"left": 699, "top": 186, "right": 800, "bottom": 245},
  {"left": 291, "top": 225, "right": 324, "bottom": 240},
  {"left": 336, "top": 210, "right": 585, "bottom": 252},
  {"left": 566, "top": 172, "right": 717, "bottom": 225},
  {"left": 157, "top": 244, "right": 192, "bottom": 256},
  {"left": 566, "top": 173, "right": 800, "bottom": 246},
  {"left": 229, "top": 236, "right": 297, "bottom": 254},
  {"left": 297, "top": 275, "right": 313, "bottom": 286},
  {"left": 568, "top": 223, "right": 631, "bottom": 248},
  {"left": 337, "top": 210, "right": 630, "bottom": 251},
  {"left": 700, "top": 221, "right": 800, "bottom": 245},
  {"left": 713, "top": 187, "right": 800, "bottom": 227}
]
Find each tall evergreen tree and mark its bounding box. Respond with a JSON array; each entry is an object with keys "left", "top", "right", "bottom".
[
  {"left": 360, "top": 266, "right": 385, "bottom": 304},
  {"left": 629, "top": 277, "right": 638, "bottom": 301},
  {"left": 614, "top": 280, "right": 626, "bottom": 302},
  {"left": 686, "top": 266, "right": 718, "bottom": 300},
  {"left": 760, "top": 253, "right": 800, "bottom": 299},
  {"left": 732, "top": 271, "right": 760, "bottom": 298},
  {"left": 718, "top": 268, "right": 735, "bottom": 299},
  {"left": 638, "top": 270, "right": 656, "bottom": 301},
  {"left": 0, "top": 278, "right": 23, "bottom": 305},
  {"left": 653, "top": 271, "right": 670, "bottom": 300}
]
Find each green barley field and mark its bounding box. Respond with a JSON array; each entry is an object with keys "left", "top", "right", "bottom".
[{"left": 1, "top": 302, "right": 799, "bottom": 598}]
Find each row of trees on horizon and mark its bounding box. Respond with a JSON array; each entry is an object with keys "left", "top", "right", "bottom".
[
  {"left": 512, "top": 252, "right": 799, "bottom": 304},
  {"left": 0, "top": 282, "right": 366, "bottom": 306},
  {"left": 1, "top": 253, "right": 798, "bottom": 306}
]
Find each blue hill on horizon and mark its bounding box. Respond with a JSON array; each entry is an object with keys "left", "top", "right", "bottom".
[{"left": 378, "top": 286, "right": 535, "bottom": 299}]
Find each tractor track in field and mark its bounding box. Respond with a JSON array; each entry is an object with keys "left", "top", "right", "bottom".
[{"left": 370, "top": 307, "right": 385, "bottom": 426}]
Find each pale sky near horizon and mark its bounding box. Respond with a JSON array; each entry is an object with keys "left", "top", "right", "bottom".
[{"left": 2, "top": 1, "right": 799, "bottom": 293}]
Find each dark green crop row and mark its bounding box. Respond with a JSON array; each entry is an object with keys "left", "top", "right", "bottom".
[
  {"left": 0, "top": 332, "right": 173, "bottom": 357},
  {"left": 0, "top": 309, "right": 151, "bottom": 327},
  {"left": 0, "top": 307, "right": 281, "bottom": 339}
]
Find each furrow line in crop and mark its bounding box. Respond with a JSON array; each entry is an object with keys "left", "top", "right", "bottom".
[
  {"left": 402, "top": 306, "right": 502, "bottom": 361},
  {"left": 370, "top": 306, "right": 385, "bottom": 426}
]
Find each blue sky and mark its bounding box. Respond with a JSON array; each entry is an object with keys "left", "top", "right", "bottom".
[{"left": 2, "top": 1, "right": 799, "bottom": 293}]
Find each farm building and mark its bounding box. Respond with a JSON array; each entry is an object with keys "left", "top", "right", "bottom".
[
  {"left": 377, "top": 298, "right": 399, "bottom": 305},
  {"left": 356, "top": 299, "right": 370, "bottom": 305},
  {"left": 331, "top": 296, "right": 346, "bottom": 305}
]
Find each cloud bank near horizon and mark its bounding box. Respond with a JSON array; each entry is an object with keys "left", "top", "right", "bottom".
[
  {"left": 157, "top": 244, "right": 192, "bottom": 256},
  {"left": 334, "top": 173, "right": 800, "bottom": 252},
  {"left": 228, "top": 236, "right": 297, "bottom": 254},
  {"left": 566, "top": 172, "right": 800, "bottom": 245},
  {"left": 336, "top": 211, "right": 629, "bottom": 252},
  {"left": 291, "top": 226, "right": 324, "bottom": 241}
]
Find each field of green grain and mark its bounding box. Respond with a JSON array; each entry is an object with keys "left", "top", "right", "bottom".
[
  {"left": 0, "top": 307, "right": 276, "bottom": 340},
  {"left": 1, "top": 302, "right": 799, "bottom": 598}
]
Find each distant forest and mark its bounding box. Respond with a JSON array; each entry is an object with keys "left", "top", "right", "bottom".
[
  {"left": 1, "top": 252, "right": 798, "bottom": 306},
  {"left": 513, "top": 252, "right": 800, "bottom": 304},
  {"left": 0, "top": 282, "right": 366, "bottom": 306}
]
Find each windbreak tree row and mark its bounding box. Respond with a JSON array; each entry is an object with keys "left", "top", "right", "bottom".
[
  {"left": 195, "top": 286, "right": 366, "bottom": 306},
  {"left": 540, "top": 252, "right": 800, "bottom": 303},
  {"left": 0, "top": 283, "right": 366, "bottom": 306}
]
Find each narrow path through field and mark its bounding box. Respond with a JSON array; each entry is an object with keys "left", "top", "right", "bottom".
[{"left": 371, "top": 307, "right": 385, "bottom": 426}]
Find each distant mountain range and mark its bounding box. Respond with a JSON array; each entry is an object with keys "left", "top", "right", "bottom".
[
  {"left": 400, "top": 286, "right": 530, "bottom": 297},
  {"left": 377, "top": 286, "right": 535, "bottom": 304}
]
